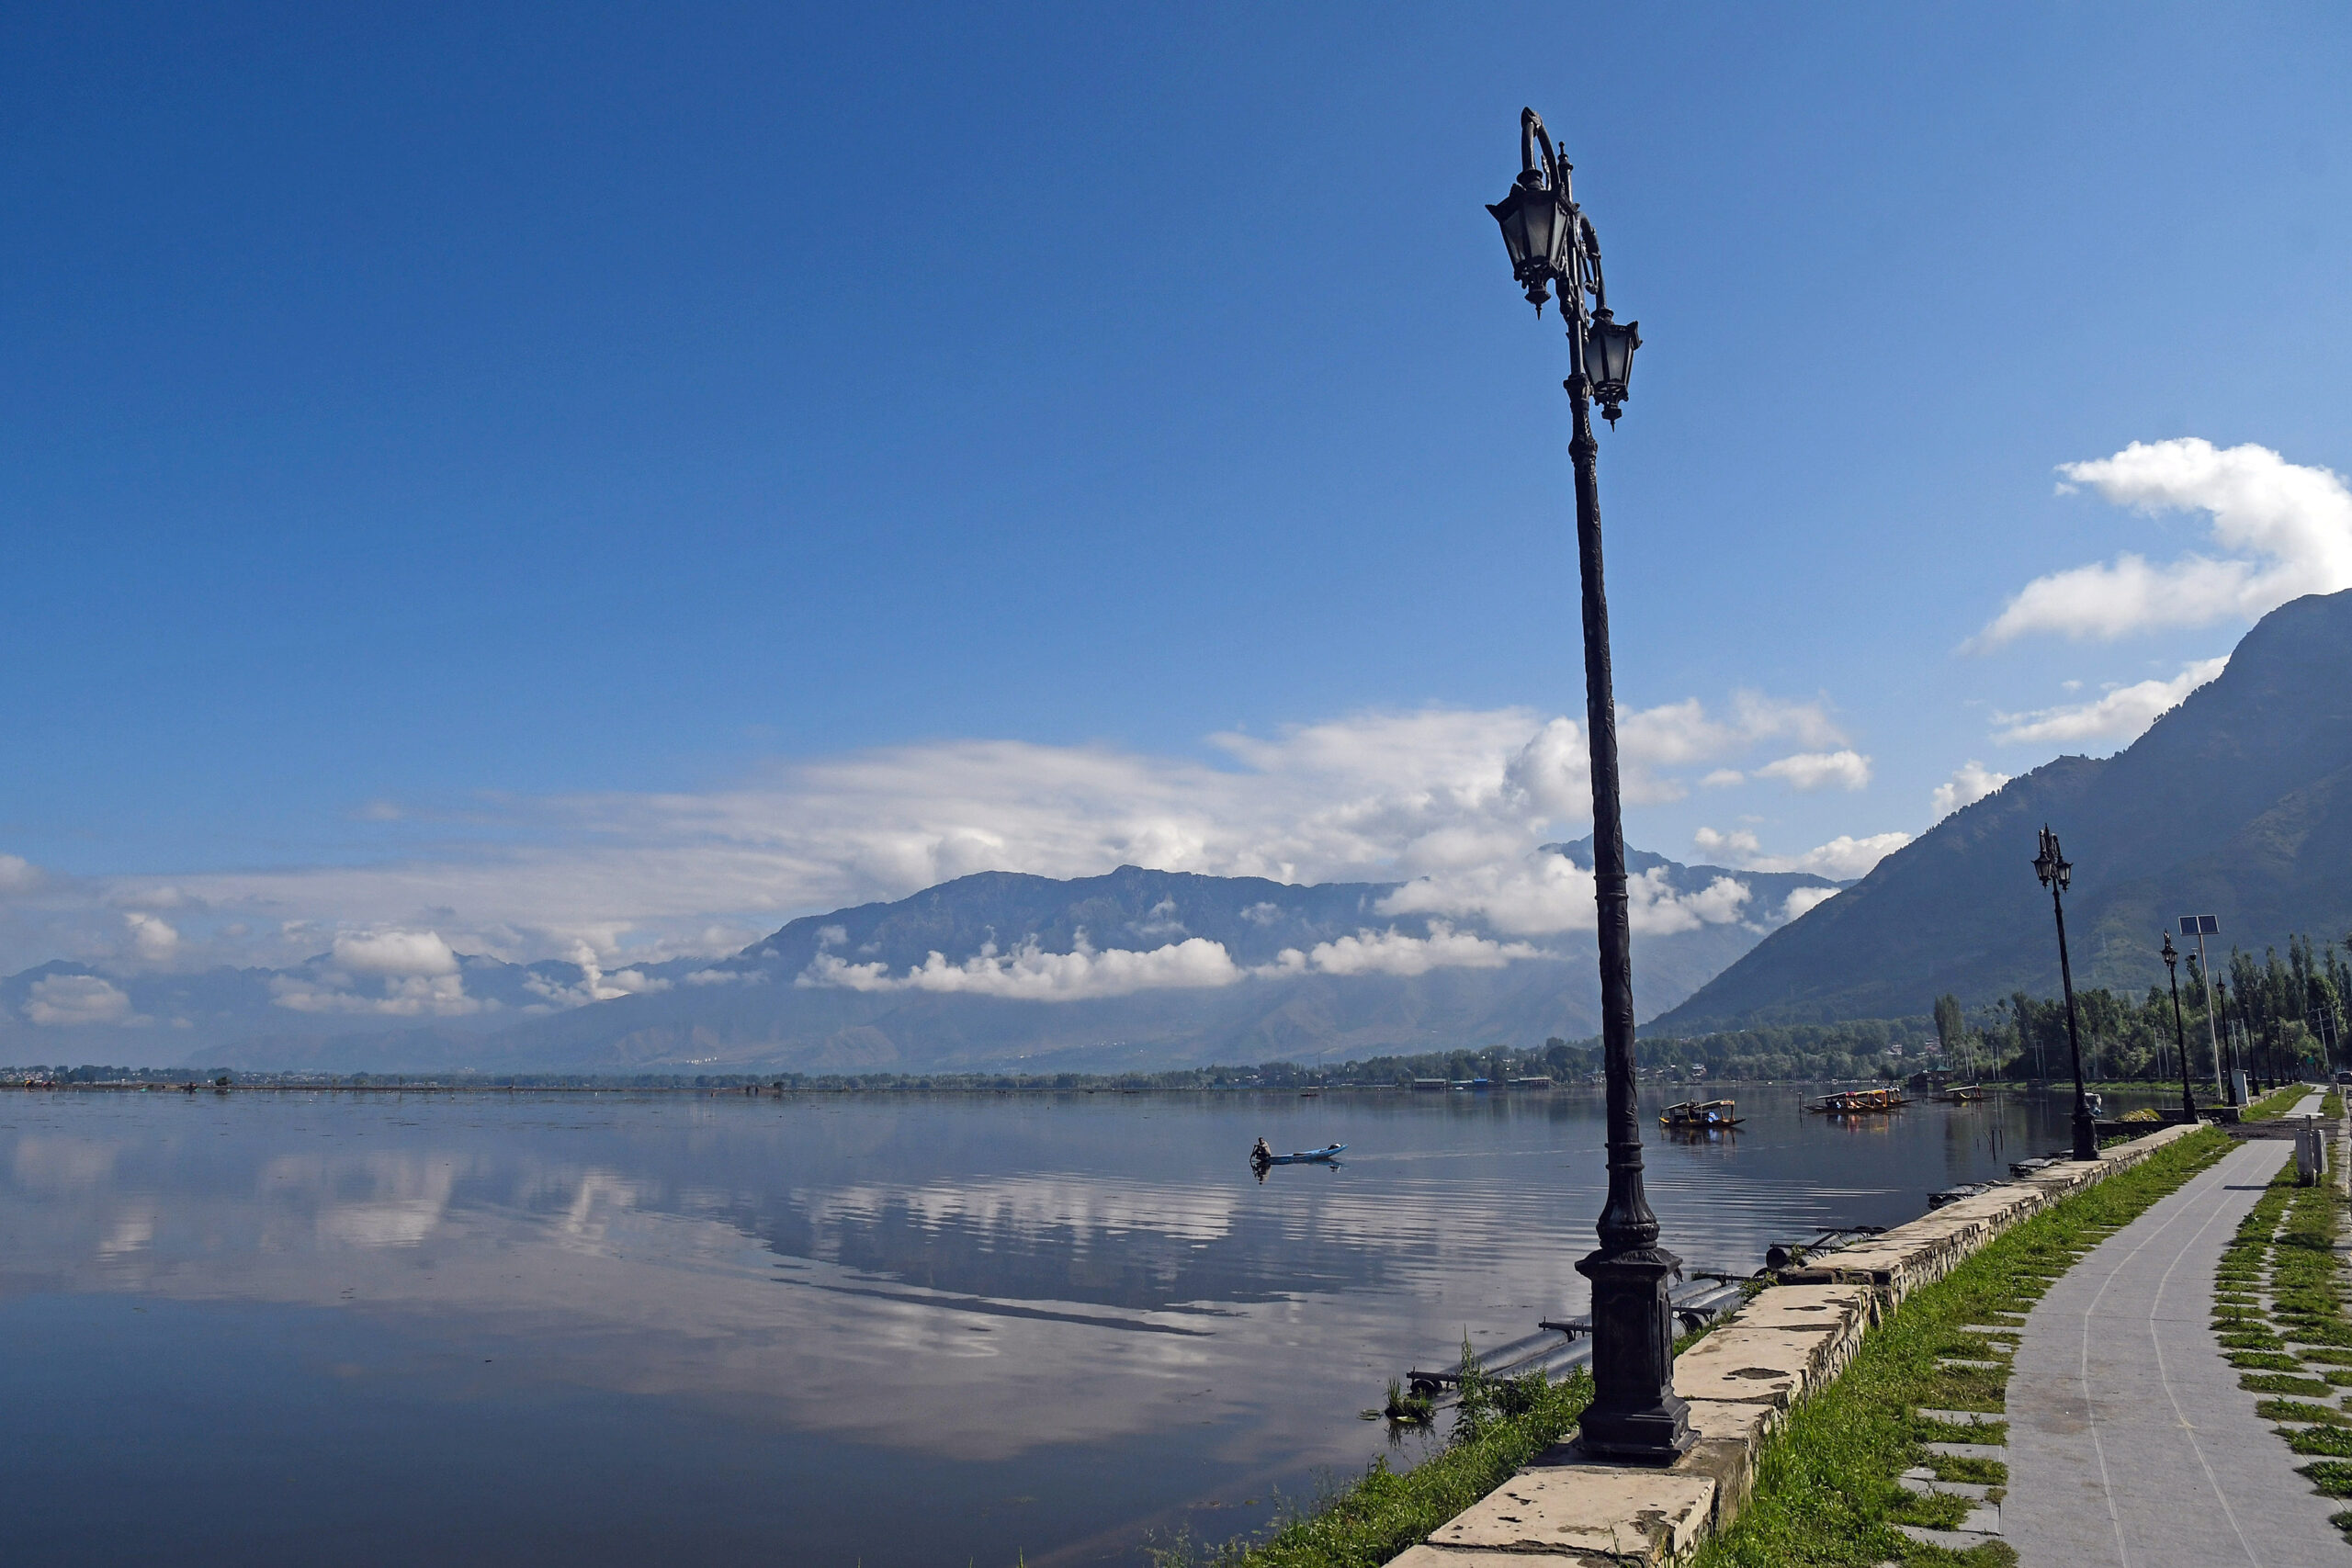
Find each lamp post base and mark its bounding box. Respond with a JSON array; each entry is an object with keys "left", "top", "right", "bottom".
[
  {"left": 1574, "top": 1244, "right": 1695, "bottom": 1464},
  {"left": 2072, "top": 1111, "right": 2098, "bottom": 1162}
]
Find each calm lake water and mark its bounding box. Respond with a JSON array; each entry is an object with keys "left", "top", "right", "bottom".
[{"left": 0, "top": 1084, "right": 2134, "bottom": 1565}]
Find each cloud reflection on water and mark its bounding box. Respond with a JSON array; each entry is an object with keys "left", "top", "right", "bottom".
[{"left": 0, "top": 1089, "right": 2063, "bottom": 1483}]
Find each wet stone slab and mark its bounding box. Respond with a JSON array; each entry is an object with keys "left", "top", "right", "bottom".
[{"left": 1417, "top": 1462, "right": 1717, "bottom": 1562}]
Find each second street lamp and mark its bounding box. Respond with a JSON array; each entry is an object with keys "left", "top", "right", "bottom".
[
  {"left": 2162, "top": 933, "right": 2198, "bottom": 1123},
  {"left": 2033, "top": 826, "right": 2098, "bottom": 1161},
  {"left": 1488, "top": 107, "right": 1689, "bottom": 1464}
]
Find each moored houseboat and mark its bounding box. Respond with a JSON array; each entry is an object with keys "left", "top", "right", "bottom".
[
  {"left": 1659, "top": 1098, "right": 1742, "bottom": 1130},
  {"left": 1806, "top": 1087, "right": 1909, "bottom": 1114}
]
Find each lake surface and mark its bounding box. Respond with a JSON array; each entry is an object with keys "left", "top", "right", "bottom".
[{"left": 0, "top": 1084, "right": 2132, "bottom": 1564}]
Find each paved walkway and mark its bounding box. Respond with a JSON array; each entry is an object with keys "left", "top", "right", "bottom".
[{"left": 2004, "top": 1134, "right": 2346, "bottom": 1567}]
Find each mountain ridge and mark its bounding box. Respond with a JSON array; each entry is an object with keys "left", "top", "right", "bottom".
[{"left": 1651, "top": 588, "right": 2352, "bottom": 1032}]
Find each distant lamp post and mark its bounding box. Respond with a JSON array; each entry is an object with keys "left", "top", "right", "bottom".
[
  {"left": 1488, "top": 107, "right": 1687, "bottom": 1465},
  {"left": 2180, "top": 915, "right": 2222, "bottom": 1100},
  {"left": 2216, "top": 978, "right": 2239, "bottom": 1102},
  {"left": 2162, "top": 933, "right": 2198, "bottom": 1123},
  {"left": 2033, "top": 826, "right": 2098, "bottom": 1161}
]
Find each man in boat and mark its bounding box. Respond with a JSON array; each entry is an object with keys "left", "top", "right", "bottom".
[{"left": 1250, "top": 1137, "right": 1272, "bottom": 1168}]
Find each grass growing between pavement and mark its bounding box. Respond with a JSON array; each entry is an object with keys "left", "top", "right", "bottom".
[
  {"left": 1692, "top": 1127, "right": 2232, "bottom": 1568},
  {"left": 2216, "top": 1119, "right": 2352, "bottom": 1543}
]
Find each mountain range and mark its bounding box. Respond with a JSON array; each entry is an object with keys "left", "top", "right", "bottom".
[
  {"left": 0, "top": 841, "right": 1839, "bottom": 1073},
  {"left": 1654, "top": 588, "right": 2352, "bottom": 1032}
]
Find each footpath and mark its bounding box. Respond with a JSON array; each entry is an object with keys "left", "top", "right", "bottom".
[
  {"left": 1390, "top": 1116, "right": 2215, "bottom": 1567},
  {"left": 2001, "top": 1090, "right": 2346, "bottom": 1568}
]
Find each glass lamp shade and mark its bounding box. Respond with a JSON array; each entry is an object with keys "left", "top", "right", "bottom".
[
  {"left": 1584, "top": 309, "right": 1640, "bottom": 422},
  {"left": 1487, "top": 173, "right": 1573, "bottom": 309}
]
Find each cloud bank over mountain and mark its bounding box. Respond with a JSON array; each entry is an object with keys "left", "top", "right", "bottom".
[{"left": 0, "top": 694, "right": 1904, "bottom": 990}]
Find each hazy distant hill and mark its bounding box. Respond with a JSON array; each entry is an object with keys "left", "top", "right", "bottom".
[
  {"left": 1652, "top": 589, "right": 2352, "bottom": 1032},
  {"left": 0, "top": 843, "right": 1840, "bottom": 1073}
]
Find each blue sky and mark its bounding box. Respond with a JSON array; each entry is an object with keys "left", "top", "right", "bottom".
[{"left": 4, "top": 3, "right": 2350, "bottom": 977}]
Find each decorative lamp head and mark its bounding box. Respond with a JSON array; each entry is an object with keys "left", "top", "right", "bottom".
[
  {"left": 2033, "top": 825, "right": 2071, "bottom": 891},
  {"left": 1488, "top": 171, "right": 1573, "bottom": 312},
  {"left": 1584, "top": 307, "right": 1640, "bottom": 425},
  {"left": 1487, "top": 109, "right": 1577, "bottom": 314}
]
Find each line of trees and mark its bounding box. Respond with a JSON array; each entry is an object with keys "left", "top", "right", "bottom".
[{"left": 1928, "top": 932, "right": 2352, "bottom": 1086}]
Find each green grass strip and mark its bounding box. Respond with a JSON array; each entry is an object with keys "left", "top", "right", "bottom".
[
  {"left": 1695, "top": 1128, "right": 2231, "bottom": 1568},
  {"left": 2222, "top": 1127, "right": 2352, "bottom": 1542},
  {"left": 1148, "top": 1364, "right": 1599, "bottom": 1567},
  {"left": 2247, "top": 1084, "right": 2314, "bottom": 1120}
]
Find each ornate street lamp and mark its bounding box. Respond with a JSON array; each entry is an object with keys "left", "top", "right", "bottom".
[
  {"left": 2033, "top": 826, "right": 2098, "bottom": 1161},
  {"left": 2162, "top": 933, "right": 2198, "bottom": 1123},
  {"left": 1488, "top": 108, "right": 1687, "bottom": 1464}
]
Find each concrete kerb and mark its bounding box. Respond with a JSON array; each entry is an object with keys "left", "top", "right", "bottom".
[{"left": 1389, "top": 1120, "right": 2206, "bottom": 1568}]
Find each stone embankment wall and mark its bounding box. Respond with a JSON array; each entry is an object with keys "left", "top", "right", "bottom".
[{"left": 1391, "top": 1121, "right": 2206, "bottom": 1568}]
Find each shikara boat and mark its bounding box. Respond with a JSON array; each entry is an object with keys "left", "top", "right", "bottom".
[
  {"left": 1659, "top": 1099, "right": 1743, "bottom": 1130},
  {"left": 1806, "top": 1088, "right": 1909, "bottom": 1114},
  {"left": 1936, "top": 1084, "right": 1986, "bottom": 1104},
  {"left": 1253, "top": 1144, "right": 1346, "bottom": 1167}
]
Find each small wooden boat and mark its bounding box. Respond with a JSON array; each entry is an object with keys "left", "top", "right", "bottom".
[
  {"left": 1807, "top": 1088, "right": 1908, "bottom": 1114},
  {"left": 1936, "top": 1084, "right": 1986, "bottom": 1104},
  {"left": 1660, "top": 1099, "right": 1742, "bottom": 1130},
  {"left": 1254, "top": 1144, "right": 1346, "bottom": 1166}
]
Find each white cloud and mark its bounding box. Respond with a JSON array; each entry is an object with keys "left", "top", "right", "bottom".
[
  {"left": 268, "top": 971, "right": 482, "bottom": 1017},
  {"left": 1929, "top": 761, "right": 2012, "bottom": 821},
  {"left": 802, "top": 935, "right": 1246, "bottom": 1001},
  {"left": 1755, "top": 750, "right": 1872, "bottom": 792},
  {"left": 1375, "top": 855, "right": 1753, "bottom": 938},
  {"left": 521, "top": 944, "right": 670, "bottom": 1007},
  {"left": 1376, "top": 854, "right": 1594, "bottom": 936},
  {"left": 123, "top": 912, "right": 179, "bottom": 964},
  {"left": 331, "top": 930, "right": 459, "bottom": 976},
  {"left": 1700, "top": 769, "right": 1745, "bottom": 789},
  {"left": 1781, "top": 886, "right": 1839, "bottom": 922},
  {"left": 1668, "top": 874, "right": 1754, "bottom": 931},
  {"left": 1691, "top": 827, "right": 1760, "bottom": 861},
  {"left": 1270, "top": 922, "right": 1541, "bottom": 978},
  {"left": 25, "top": 975, "right": 145, "bottom": 1027},
  {"left": 1749, "top": 833, "right": 1911, "bottom": 880},
  {"left": 1978, "top": 439, "right": 2352, "bottom": 646},
  {"left": 1700, "top": 829, "right": 1911, "bottom": 880},
  {"left": 1991, "top": 658, "right": 2229, "bottom": 747},
  {"left": 796, "top": 915, "right": 1556, "bottom": 999},
  {"left": 684, "top": 966, "right": 766, "bottom": 986},
  {"left": 0, "top": 855, "right": 43, "bottom": 895}
]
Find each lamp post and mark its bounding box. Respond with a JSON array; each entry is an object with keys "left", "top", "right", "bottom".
[
  {"left": 1488, "top": 107, "right": 1688, "bottom": 1464},
  {"left": 2163, "top": 933, "right": 2198, "bottom": 1123},
  {"left": 2033, "top": 826, "right": 2098, "bottom": 1161},
  {"left": 2180, "top": 915, "right": 2222, "bottom": 1100},
  {"left": 2216, "top": 978, "right": 2238, "bottom": 1103}
]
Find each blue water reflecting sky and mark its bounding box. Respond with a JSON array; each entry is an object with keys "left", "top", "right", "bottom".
[{"left": 0, "top": 1087, "right": 2107, "bottom": 1564}]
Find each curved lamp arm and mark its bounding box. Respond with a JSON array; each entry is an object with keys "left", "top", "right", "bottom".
[{"left": 1519, "top": 107, "right": 1572, "bottom": 203}]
